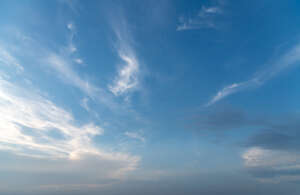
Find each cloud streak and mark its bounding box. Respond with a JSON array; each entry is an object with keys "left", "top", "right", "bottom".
[
  {"left": 46, "top": 53, "right": 99, "bottom": 99},
  {"left": 0, "top": 46, "right": 23, "bottom": 73},
  {"left": 109, "top": 53, "right": 139, "bottom": 96},
  {"left": 66, "top": 22, "right": 79, "bottom": 54},
  {"left": 125, "top": 131, "right": 145, "bottom": 143},
  {"left": 3, "top": 24, "right": 119, "bottom": 111},
  {"left": 207, "top": 42, "right": 300, "bottom": 106},
  {"left": 177, "top": 5, "right": 223, "bottom": 31},
  {"left": 108, "top": 19, "right": 140, "bottom": 97}
]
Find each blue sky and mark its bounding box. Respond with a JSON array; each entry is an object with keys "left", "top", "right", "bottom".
[{"left": 1, "top": 0, "right": 300, "bottom": 194}]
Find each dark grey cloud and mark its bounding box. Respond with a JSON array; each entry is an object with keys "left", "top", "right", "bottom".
[
  {"left": 194, "top": 105, "right": 300, "bottom": 149},
  {"left": 198, "top": 107, "right": 247, "bottom": 129},
  {"left": 243, "top": 116, "right": 300, "bottom": 181},
  {"left": 193, "top": 105, "right": 300, "bottom": 182},
  {"left": 245, "top": 130, "right": 300, "bottom": 151},
  {"left": 244, "top": 121, "right": 300, "bottom": 181},
  {"left": 244, "top": 113, "right": 300, "bottom": 151},
  {"left": 193, "top": 105, "right": 264, "bottom": 131}
]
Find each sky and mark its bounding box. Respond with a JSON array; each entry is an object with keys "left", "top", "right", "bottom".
[{"left": 1, "top": 0, "right": 300, "bottom": 194}]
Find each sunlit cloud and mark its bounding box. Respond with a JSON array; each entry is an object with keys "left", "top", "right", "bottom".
[
  {"left": 242, "top": 147, "right": 300, "bottom": 183},
  {"left": 108, "top": 19, "right": 141, "bottom": 97},
  {"left": 109, "top": 53, "right": 139, "bottom": 96},
  {"left": 0, "top": 75, "right": 139, "bottom": 177},
  {"left": 0, "top": 25, "right": 141, "bottom": 182}
]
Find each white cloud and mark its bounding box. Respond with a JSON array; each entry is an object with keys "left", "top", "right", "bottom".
[
  {"left": 206, "top": 83, "right": 246, "bottom": 106},
  {"left": 243, "top": 147, "right": 300, "bottom": 168},
  {"left": 0, "top": 75, "right": 139, "bottom": 177},
  {"left": 80, "top": 97, "right": 90, "bottom": 111},
  {"left": 242, "top": 147, "right": 300, "bottom": 183},
  {"left": 0, "top": 19, "right": 143, "bottom": 190},
  {"left": 109, "top": 52, "right": 139, "bottom": 96},
  {"left": 177, "top": 5, "right": 223, "bottom": 31},
  {"left": 125, "top": 131, "right": 145, "bottom": 143},
  {"left": 69, "top": 45, "right": 77, "bottom": 53},
  {"left": 66, "top": 22, "right": 77, "bottom": 54},
  {"left": 46, "top": 22, "right": 118, "bottom": 110},
  {"left": 1, "top": 25, "right": 122, "bottom": 114},
  {"left": 201, "top": 6, "right": 222, "bottom": 15},
  {"left": 46, "top": 52, "right": 118, "bottom": 111},
  {"left": 74, "top": 58, "right": 83, "bottom": 64},
  {"left": 207, "top": 42, "right": 300, "bottom": 106},
  {"left": 0, "top": 46, "right": 24, "bottom": 73},
  {"left": 67, "top": 22, "right": 74, "bottom": 31},
  {"left": 108, "top": 19, "right": 141, "bottom": 97},
  {"left": 46, "top": 54, "right": 98, "bottom": 98}
]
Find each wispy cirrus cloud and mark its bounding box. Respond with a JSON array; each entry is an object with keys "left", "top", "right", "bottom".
[
  {"left": 0, "top": 13, "right": 144, "bottom": 187},
  {"left": 80, "top": 97, "right": 90, "bottom": 111},
  {"left": 207, "top": 42, "right": 300, "bottom": 106},
  {"left": 2, "top": 24, "right": 119, "bottom": 111},
  {"left": 0, "top": 74, "right": 139, "bottom": 177},
  {"left": 177, "top": 5, "right": 223, "bottom": 31},
  {"left": 0, "top": 31, "right": 140, "bottom": 181},
  {"left": 66, "top": 22, "right": 78, "bottom": 54},
  {"left": 0, "top": 46, "right": 23, "bottom": 73},
  {"left": 109, "top": 52, "right": 139, "bottom": 96},
  {"left": 45, "top": 51, "right": 120, "bottom": 111},
  {"left": 46, "top": 53, "right": 98, "bottom": 99},
  {"left": 46, "top": 22, "right": 119, "bottom": 110},
  {"left": 205, "top": 82, "right": 248, "bottom": 107},
  {"left": 125, "top": 131, "right": 145, "bottom": 143},
  {"left": 108, "top": 19, "right": 141, "bottom": 97}
]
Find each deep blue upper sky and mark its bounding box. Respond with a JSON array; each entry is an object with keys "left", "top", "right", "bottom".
[{"left": 1, "top": 0, "right": 300, "bottom": 194}]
